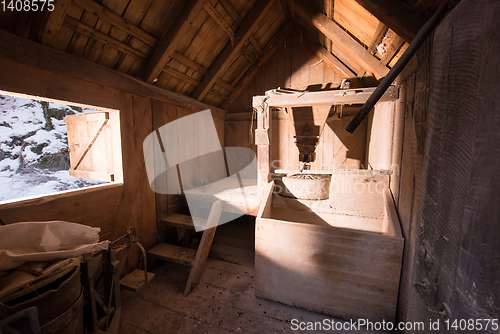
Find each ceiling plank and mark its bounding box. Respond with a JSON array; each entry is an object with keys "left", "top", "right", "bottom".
[
  {"left": 72, "top": 0, "right": 158, "bottom": 48},
  {"left": 63, "top": 16, "right": 149, "bottom": 60},
  {"left": 204, "top": 1, "right": 235, "bottom": 40},
  {"left": 292, "top": 0, "right": 388, "bottom": 79},
  {"left": 191, "top": 0, "right": 276, "bottom": 101},
  {"left": 222, "top": 21, "right": 295, "bottom": 109},
  {"left": 219, "top": 0, "right": 243, "bottom": 26},
  {"left": 367, "top": 21, "right": 388, "bottom": 54},
  {"left": 40, "top": 0, "right": 71, "bottom": 47},
  {"left": 298, "top": 27, "right": 356, "bottom": 78},
  {"left": 143, "top": 0, "right": 208, "bottom": 84},
  {"left": 353, "top": 0, "right": 427, "bottom": 44}
]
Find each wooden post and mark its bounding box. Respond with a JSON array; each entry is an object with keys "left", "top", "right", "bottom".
[{"left": 253, "top": 95, "right": 271, "bottom": 202}]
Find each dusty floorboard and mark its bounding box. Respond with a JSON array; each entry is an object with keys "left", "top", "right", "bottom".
[{"left": 120, "top": 217, "right": 380, "bottom": 333}]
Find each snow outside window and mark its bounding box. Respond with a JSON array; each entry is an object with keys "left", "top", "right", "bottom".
[{"left": 0, "top": 91, "right": 122, "bottom": 203}]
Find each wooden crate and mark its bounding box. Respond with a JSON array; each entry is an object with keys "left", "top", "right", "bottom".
[{"left": 255, "top": 178, "right": 404, "bottom": 323}]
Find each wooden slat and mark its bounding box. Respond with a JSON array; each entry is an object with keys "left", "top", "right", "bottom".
[
  {"left": 240, "top": 44, "right": 257, "bottom": 65},
  {"left": 191, "top": 0, "right": 276, "bottom": 101},
  {"left": 72, "top": 0, "right": 158, "bottom": 47},
  {"left": 248, "top": 34, "right": 263, "bottom": 55},
  {"left": 264, "top": 86, "right": 398, "bottom": 107},
  {"left": 368, "top": 21, "right": 388, "bottom": 54},
  {"left": 171, "top": 51, "right": 208, "bottom": 75},
  {"left": 219, "top": 0, "right": 243, "bottom": 26},
  {"left": 144, "top": 0, "right": 208, "bottom": 83},
  {"left": 163, "top": 66, "right": 200, "bottom": 86},
  {"left": 148, "top": 243, "right": 197, "bottom": 266},
  {"left": 159, "top": 213, "right": 196, "bottom": 230},
  {"left": 353, "top": 0, "right": 427, "bottom": 43},
  {"left": 204, "top": 1, "right": 235, "bottom": 40},
  {"left": 292, "top": 0, "right": 389, "bottom": 79},
  {"left": 215, "top": 78, "right": 234, "bottom": 92},
  {"left": 63, "top": 16, "right": 149, "bottom": 60},
  {"left": 298, "top": 27, "right": 356, "bottom": 77},
  {"left": 222, "top": 21, "right": 294, "bottom": 109},
  {"left": 40, "top": 0, "right": 72, "bottom": 47}
]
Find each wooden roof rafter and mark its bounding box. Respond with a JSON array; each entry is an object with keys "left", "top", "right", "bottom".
[
  {"left": 39, "top": 0, "right": 71, "bottom": 47},
  {"left": 296, "top": 26, "right": 356, "bottom": 78},
  {"left": 291, "top": 0, "right": 389, "bottom": 79},
  {"left": 191, "top": 0, "right": 276, "bottom": 102},
  {"left": 353, "top": 0, "right": 427, "bottom": 44},
  {"left": 222, "top": 21, "right": 295, "bottom": 109},
  {"left": 71, "top": 0, "right": 159, "bottom": 48},
  {"left": 367, "top": 21, "right": 388, "bottom": 54},
  {"left": 143, "top": 0, "right": 208, "bottom": 84}
]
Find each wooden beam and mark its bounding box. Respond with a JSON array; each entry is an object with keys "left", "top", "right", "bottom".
[
  {"left": 219, "top": 0, "right": 243, "bottom": 26},
  {"left": 0, "top": 29, "right": 225, "bottom": 115},
  {"left": 216, "top": 78, "right": 234, "bottom": 92},
  {"left": 292, "top": 0, "right": 389, "bottom": 79},
  {"left": 323, "top": 0, "right": 334, "bottom": 52},
  {"left": 72, "top": 0, "right": 158, "bottom": 48},
  {"left": 204, "top": 1, "right": 235, "bottom": 40},
  {"left": 240, "top": 44, "right": 258, "bottom": 65},
  {"left": 380, "top": 36, "right": 404, "bottom": 66},
  {"left": 171, "top": 51, "right": 208, "bottom": 75},
  {"left": 40, "top": 0, "right": 71, "bottom": 47},
  {"left": 249, "top": 34, "right": 264, "bottom": 56},
  {"left": 191, "top": 0, "right": 276, "bottom": 101},
  {"left": 222, "top": 22, "right": 294, "bottom": 109},
  {"left": 144, "top": 0, "right": 207, "bottom": 83},
  {"left": 163, "top": 67, "right": 200, "bottom": 87},
  {"left": 63, "top": 16, "right": 149, "bottom": 60},
  {"left": 368, "top": 21, "right": 388, "bottom": 54},
  {"left": 263, "top": 86, "right": 399, "bottom": 107},
  {"left": 279, "top": 0, "right": 291, "bottom": 20},
  {"left": 297, "top": 27, "right": 356, "bottom": 78},
  {"left": 353, "top": 0, "right": 427, "bottom": 44}
]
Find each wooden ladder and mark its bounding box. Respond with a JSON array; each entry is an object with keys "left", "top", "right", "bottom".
[{"left": 147, "top": 201, "right": 222, "bottom": 296}]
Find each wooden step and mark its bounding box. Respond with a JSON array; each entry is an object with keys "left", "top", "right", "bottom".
[
  {"left": 120, "top": 269, "right": 155, "bottom": 292},
  {"left": 159, "top": 213, "right": 195, "bottom": 230},
  {"left": 148, "top": 243, "right": 196, "bottom": 266}
]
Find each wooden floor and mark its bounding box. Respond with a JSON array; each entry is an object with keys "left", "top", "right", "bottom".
[{"left": 120, "top": 216, "right": 379, "bottom": 333}]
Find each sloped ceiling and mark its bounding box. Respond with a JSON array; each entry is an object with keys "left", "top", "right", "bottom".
[{"left": 0, "top": 0, "right": 444, "bottom": 109}]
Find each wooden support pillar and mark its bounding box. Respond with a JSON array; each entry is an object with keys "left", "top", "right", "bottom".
[{"left": 253, "top": 95, "right": 271, "bottom": 202}]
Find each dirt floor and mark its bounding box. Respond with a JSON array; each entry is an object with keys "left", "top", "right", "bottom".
[{"left": 120, "top": 216, "right": 379, "bottom": 333}]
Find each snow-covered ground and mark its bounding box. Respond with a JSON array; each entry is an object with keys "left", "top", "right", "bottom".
[{"left": 0, "top": 93, "right": 105, "bottom": 202}]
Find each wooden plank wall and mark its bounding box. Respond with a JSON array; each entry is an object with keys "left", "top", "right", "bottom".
[
  {"left": 387, "top": 31, "right": 429, "bottom": 325},
  {"left": 396, "top": 0, "right": 500, "bottom": 325},
  {"left": 224, "top": 30, "right": 349, "bottom": 114},
  {"left": 0, "top": 32, "right": 222, "bottom": 272}
]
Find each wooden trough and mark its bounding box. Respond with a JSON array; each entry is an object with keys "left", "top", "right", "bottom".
[{"left": 255, "top": 171, "right": 404, "bottom": 323}]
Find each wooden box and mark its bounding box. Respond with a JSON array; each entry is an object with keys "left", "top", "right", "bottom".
[{"left": 255, "top": 174, "right": 404, "bottom": 323}]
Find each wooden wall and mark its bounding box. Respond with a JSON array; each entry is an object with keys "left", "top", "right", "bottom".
[
  {"left": 396, "top": 0, "right": 500, "bottom": 326},
  {"left": 224, "top": 29, "right": 350, "bottom": 114},
  {"left": 0, "top": 30, "right": 222, "bottom": 270}
]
